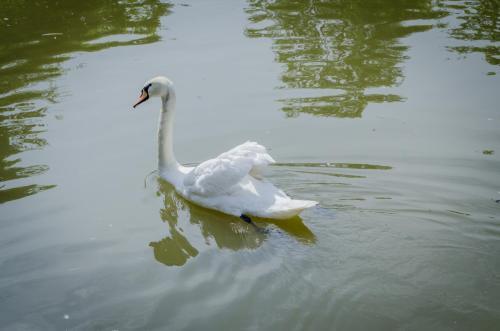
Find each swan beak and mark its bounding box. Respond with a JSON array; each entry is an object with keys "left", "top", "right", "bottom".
[{"left": 133, "top": 90, "right": 149, "bottom": 108}]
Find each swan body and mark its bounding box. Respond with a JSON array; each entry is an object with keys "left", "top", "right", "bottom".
[{"left": 133, "top": 76, "right": 317, "bottom": 219}]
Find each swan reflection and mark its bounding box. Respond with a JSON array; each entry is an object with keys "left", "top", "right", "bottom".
[{"left": 149, "top": 180, "right": 316, "bottom": 267}]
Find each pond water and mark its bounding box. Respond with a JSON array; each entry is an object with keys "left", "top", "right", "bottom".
[{"left": 1, "top": 0, "right": 499, "bottom": 330}]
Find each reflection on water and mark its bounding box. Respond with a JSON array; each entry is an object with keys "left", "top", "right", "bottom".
[
  {"left": 441, "top": 0, "right": 499, "bottom": 67},
  {"left": 273, "top": 162, "right": 392, "bottom": 170},
  {"left": 245, "top": 0, "right": 447, "bottom": 117},
  {"left": 150, "top": 180, "right": 316, "bottom": 267},
  {"left": 0, "top": 1, "right": 498, "bottom": 328},
  {"left": 0, "top": 0, "right": 170, "bottom": 203},
  {"left": 274, "top": 162, "right": 392, "bottom": 179}
]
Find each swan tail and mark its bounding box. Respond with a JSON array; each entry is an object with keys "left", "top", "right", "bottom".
[{"left": 266, "top": 199, "right": 318, "bottom": 220}]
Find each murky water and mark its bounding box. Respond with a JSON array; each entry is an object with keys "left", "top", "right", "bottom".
[{"left": 1, "top": 0, "right": 499, "bottom": 330}]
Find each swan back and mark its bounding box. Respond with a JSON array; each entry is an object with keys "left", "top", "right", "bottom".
[{"left": 183, "top": 141, "right": 274, "bottom": 196}]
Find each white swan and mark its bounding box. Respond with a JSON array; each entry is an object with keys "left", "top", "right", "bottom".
[{"left": 133, "top": 76, "right": 317, "bottom": 220}]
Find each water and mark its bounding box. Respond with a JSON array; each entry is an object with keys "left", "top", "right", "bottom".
[{"left": 1, "top": 0, "right": 499, "bottom": 329}]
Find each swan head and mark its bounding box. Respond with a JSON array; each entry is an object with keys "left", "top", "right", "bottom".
[{"left": 133, "top": 76, "right": 172, "bottom": 108}]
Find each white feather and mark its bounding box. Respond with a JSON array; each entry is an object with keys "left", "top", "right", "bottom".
[
  {"left": 176, "top": 141, "right": 317, "bottom": 219},
  {"left": 183, "top": 141, "right": 274, "bottom": 196}
]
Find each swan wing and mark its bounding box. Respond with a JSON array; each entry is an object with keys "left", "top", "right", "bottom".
[{"left": 183, "top": 141, "right": 275, "bottom": 196}]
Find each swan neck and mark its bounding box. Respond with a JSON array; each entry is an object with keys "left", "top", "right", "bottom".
[{"left": 158, "top": 92, "right": 178, "bottom": 172}]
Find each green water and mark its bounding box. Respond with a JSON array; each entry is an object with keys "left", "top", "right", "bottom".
[{"left": 1, "top": 0, "right": 499, "bottom": 330}]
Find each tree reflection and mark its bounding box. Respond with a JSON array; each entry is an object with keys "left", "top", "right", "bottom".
[
  {"left": 0, "top": 0, "right": 170, "bottom": 203},
  {"left": 149, "top": 180, "right": 316, "bottom": 267},
  {"left": 441, "top": 0, "right": 499, "bottom": 67},
  {"left": 245, "top": 0, "right": 447, "bottom": 117}
]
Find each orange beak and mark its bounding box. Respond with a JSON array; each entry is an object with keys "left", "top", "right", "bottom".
[{"left": 133, "top": 89, "right": 149, "bottom": 108}]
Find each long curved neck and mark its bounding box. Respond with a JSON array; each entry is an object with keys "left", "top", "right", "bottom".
[{"left": 158, "top": 90, "right": 179, "bottom": 172}]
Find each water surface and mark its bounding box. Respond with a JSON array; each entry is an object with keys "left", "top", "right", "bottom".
[{"left": 1, "top": 0, "right": 499, "bottom": 330}]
